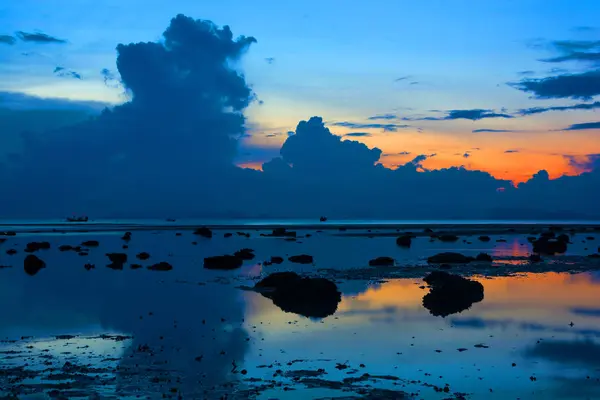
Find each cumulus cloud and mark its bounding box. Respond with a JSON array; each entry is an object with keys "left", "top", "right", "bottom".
[
  {"left": 565, "top": 154, "right": 600, "bottom": 172},
  {"left": 2, "top": 14, "right": 600, "bottom": 220},
  {"left": 563, "top": 121, "right": 600, "bottom": 130},
  {"left": 329, "top": 121, "right": 410, "bottom": 131},
  {"left": 16, "top": 31, "right": 67, "bottom": 44},
  {"left": 0, "top": 35, "right": 16, "bottom": 45}
]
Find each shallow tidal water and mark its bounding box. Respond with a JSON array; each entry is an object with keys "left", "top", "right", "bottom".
[{"left": 1, "top": 224, "right": 600, "bottom": 399}]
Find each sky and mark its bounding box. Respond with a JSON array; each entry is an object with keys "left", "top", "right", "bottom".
[{"left": 1, "top": 1, "right": 600, "bottom": 218}]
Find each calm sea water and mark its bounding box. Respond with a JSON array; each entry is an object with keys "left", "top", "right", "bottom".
[{"left": 1, "top": 227, "right": 600, "bottom": 398}]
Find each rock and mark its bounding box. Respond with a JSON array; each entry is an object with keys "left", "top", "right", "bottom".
[
  {"left": 478, "top": 236, "right": 491, "bottom": 242},
  {"left": 532, "top": 238, "right": 567, "bottom": 255},
  {"left": 438, "top": 234, "right": 459, "bottom": 242},
  {"left": 59, "top": 245, "right": 77, "bottom": 252},
  {"left": 6, "top": 249, "right": 17, "bottom": 255},
  {"left": 556, "top": 234, "right": 570, "bottom": 243},
  {"left": 254, "top": 272, "right": 342, "bottom": 318},
  {"left": 147, "top": 262, "right": 173, "bottom": 271},
  {"left": 193, "top": 227, "right": 212, "bottom": 238},
  {"left": 25, "top": 242, "right": 51, "bottom": 252},
  {"left": 0, "top": 238, "right": 5, "bottom": 244},
  {"left": 369, "top": 257, "right": 395, "bottom": 266},
  {"left": 270, "top": 256, "right": 284, "bottom": 264},
  {"left": 496, "top": 239, "right": 507, "bottom": 243},
  {"left": 24, "top": 255, "right": 46, "bottom": 276},
  {"left": 427, "top": 252, "right": 474, "bottom": 264},
  {"left": 121, "top": 232, "right": 132, "bottom": 241},
  {"left": 320, "top": 216, "right": 328, "bottom": 222},
  {"left": 130, "top": 264, "right": 143, "bottom": 270},
  {"left": 204, "top": 255, "right": 243, "bottom": 270},
  {"left": 84, "top": 263, "right": 95, "bottom": 271},
  {"left": 81, "top": 240, "right": 99, "bottom": 247},
  {"left": 529, "top": 254, "right": 542, "bottom": 263},
  {"left": 262, "top": 228, "right": 297, "bottom": 238},
  {"left": 424, "top": 228, "right": 434, "bottom": 233},
  {"left": 422, "top": 271, "right": 484, "bottom": 317},
  {"left": 541, "top": 231, "right": 555, "bottom": 239},
  {"left": 106, "top": 253, "right": 127, "bottom": 270},
  {"left": 586, "top": 236, "right": 595, "bottom": 240},
  {"left": 288, "top": 254, "right": 313, "bottom": 264},
  {"left": 396, "top": 236, "right": 412, "bottom": 247},
  {"left": 527, "top": 236, "right": 537, "bottom": 243},
  {"left": 587, "top": 254, "right": 600, "bottom": 259},
  {"left": 136, "top": 252, "right": 151, "bottom": 260},
  {"left": 475, "top": 253, "right": 493, "bottom": 262},
  {"left": 439, "top": 263, "right": 452, "bottom": 270},
  {"left": 234, "top": 248, "right": 255, "bottom": 261},
  {"left": 224, "top": 233, "right": 233, "bottom": 238},
  {"left": 1, "top": 231, "right": 16, "bottom": 236}
]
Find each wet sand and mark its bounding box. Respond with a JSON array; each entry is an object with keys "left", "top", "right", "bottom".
[{"left": 1, "top": 223, "right": 600, "bottom": 398}]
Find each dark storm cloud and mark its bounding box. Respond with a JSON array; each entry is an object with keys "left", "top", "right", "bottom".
[
  {"left": 563, "top": 121, "right": 600, "bottom": 131},
  {"left": 472, "top": 129, "right": 517, "bottom": 133},
  {"left": 3, "top": 14, "right": 600, "bottom": 220},
  {"left": 518, "top": 101, "right": 600, "bottom": 115},
  {"left": 0, "top": 35, "right": 16, "bottom": 45},
  {"left": 16, "top": 31, "right": 67, "bottom": 44},
  {"left": 343, "top": 132, "right": 372, "bottom": 137},
  {"left": 405, "top": 109, "right": 514, "bottom": 121},
  {"left": 329, "top": 121, "right": 410, "bottom": 131},
  {"left": 367, "top": 113, "right": 398, "bottom": 121},
  {"left": 510, "top": 70, "right": 600, "bottom": 99}
]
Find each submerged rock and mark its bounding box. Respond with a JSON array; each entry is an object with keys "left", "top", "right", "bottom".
[
  {"left": 478, "top": 236, "right": 491, "bottom": 242},
  {"left": 136, "top": 252, "right": 151, "bottom": 260},
  {"left": 369, "top": 257, "right": 395, "bottom": 267},
  {"left": 255, "top": 272, "right": 342, "bottom": 318},
  {"left": 25, "top": 242, "right": 51, "bottom": 252},
  {"left": 288, "top": 254, "right": 313, "bottom": 264},
  {"left": 6, "top": 249, "right": 17, "bottom": 255},
  {"left": 556, "top": 234, "right": 570, "bottom": 243},
  {"left": 121, "top": 232, "right": 132, "bottom": 241},
  {"left": 224, "top": 233, "right": 233, "bottom": 238},
  {"left": 24, "top": 255, "right": 46, "bottom": 276},
  {"left": 427, "top": 252, "right": 474, "bottom": 264},
  {"left": 422, "top": 271, "right": 484, "bottom": 317},
  {"left": 106, "top": 253, "right": 127, "bottom": 270},
  {"left": 262, "top": 228, "right": 297, "bottom": 238},
  {"left": 84, "top": 263, "right": 95, "bottom": 271},
  {"left": 193, "top": 227, "right": 212, "bottom": 238},
  {"left": 147, "top": 262, "right": 173, "bottom": 271},
  {"left": 438, "top": 234, "right": 459, "bottom": 242},
  {"left": 81, "top": 240, "right": 99, "bottom": 247},
  {"left": 270, "top": 256, "right": 284, "bottom": 264},
  {"left": 204, "top": 255, "right": 243, "bottom": 270},
  {"left": 396, "top": 235, "right": 412, "bottom": 247},
  {"left": 475, "top": 253, "right": 493, "bottom": 262},
  {"left": 533, "top": 237, "right": 567, "bottom": 255},
  {"left": 234, "top": 248, "right": 255, "bottom": 260}
]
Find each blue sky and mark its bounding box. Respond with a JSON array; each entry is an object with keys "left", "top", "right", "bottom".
[{"left": 2, "top": 0, "right": 600, "bottom": 182}]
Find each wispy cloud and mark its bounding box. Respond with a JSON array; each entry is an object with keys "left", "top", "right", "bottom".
[
  {"left": 563, "top": 121, "right": 600, "bottom": 131},
  {"left": 510, "top": 70, "right": 600, "bottom": 100},
  {"left": 405, "top": 109, "right": 513, "bottom": 121},
  {"left": 343, "top": 132, "right": 372, "bottom": 137},
  {"left": 504, "top": 149, "right": 519, "bottom": 153},
  {"left": 16, "top": 31, "right": 67, "bottom": 44},
  {"left": 367, "top": 113, "right": 398, "bottom": 121},
  {"left": 518, "top": 101, "right": 600, "bottom": 115},
  {"left": 53, "top": 66, "right": 82, "bottom": 80},
  {"left": 0, "top": 35, "right": 16, "bottom": 45},
  {"left": 394, "top": 75, "right": 411, "bottom": 82},
  {"left": 472, "top": 129, "right": 517, "bottom": 133},
  {"left": 329, "top": 121, "right": 410, "bottom": 132},
  {"left": 265, "top": 57, "right": 275, "bottom": 64}
]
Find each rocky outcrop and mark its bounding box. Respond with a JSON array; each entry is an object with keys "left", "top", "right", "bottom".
[
  {"left": 204, "top": 255, "right": 244, "bottom": 270},
  {"left": 427, "top": 252, "right": 474, "bottom": 264},
  {"left": 368, "top": 257, "right": 395, "bottom": 266},
  {"left": 193, "top": 227, "right": 212, "bottom": 238},
  {"left": 396, "top": 236, "right": 412, "bottom": 247},
  {"left": 288, "top": 254, "right": 313, "bottom": 264},
  {"left": 422, "top": 271, "right": 484, "bottom": 317},
  {"left": 24, "top": 255, "right": 46, "bottom": 276},
  {"left": 254, "top": 272, "right": 342, "bottom": 318}
]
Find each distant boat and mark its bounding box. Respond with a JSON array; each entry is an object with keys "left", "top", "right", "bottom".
[
  {"left": 66, "top": 216, "right": 88, "bottom": 222},
  {"left": 320, "top": 216, "right": 328, "bottom": 222}
]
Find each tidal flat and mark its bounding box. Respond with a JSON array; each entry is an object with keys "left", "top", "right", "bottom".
[{"left": 1, "top": 222, "right": 600, "bottom": 399}]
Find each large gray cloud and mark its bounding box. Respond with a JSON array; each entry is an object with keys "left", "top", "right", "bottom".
[{"left": 511, "top": 70, "right": 600, "bottom": 100}]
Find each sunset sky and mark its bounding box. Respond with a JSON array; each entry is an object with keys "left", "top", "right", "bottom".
[{"left": 1, "top": 0, "right": 600, "bottom": 184}]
